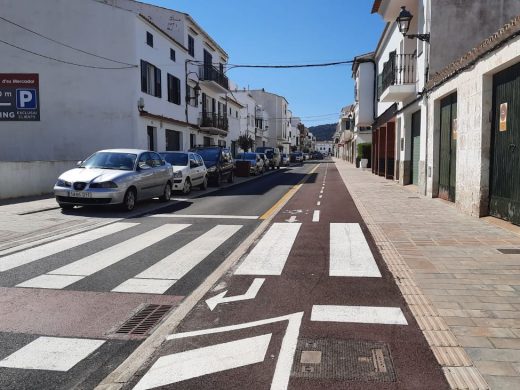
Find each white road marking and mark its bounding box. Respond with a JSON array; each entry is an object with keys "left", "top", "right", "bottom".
[
  {"left": 206, "top": 278, "right": 265, "bottom": 311},
  {"left": 17, "top": 274, "right": 84, "bottom": 289},
  {"left": 319, "top": 195, "right": 323, "bottom": 199},
  {"left": 311, "top": 305, "right": 408, "bottom": 325},
  {"left": 320, "top": 189, "right": 324, "bottom": 194},
  {"left": 317, "top": 201, "right": 321, "bottom": 206},
  {"left": 0, "top": 223, "right": 137, "bottom": 272},
  {"left": 149, "top": 214, "right": 258, "bottom": 220},
  {"left": 285, "top": 215, "right": 297, "bottom": 223},
  {"left": 329, "top": 223, "right": 381, "bottom": 277},
  {"left": 18, "top": 224, "right": 189, "bottom": 289},
  {"left": 234, "top": 223, "right": 301, "bottom": 275},
  {"left": 167, "top": 312, "right": 304, "bottom": 390},
  {"left": 312, "top": 210, "right": 320, "bottom": 222},
  {"left": 0, "top": 336, "right": 105, "bottom": 371},
  {"left": 113, "top": 225, "right": 242, "bottom": 294},
  {"left": 134, "top": 334, "right": 271, "bottom": 390}
]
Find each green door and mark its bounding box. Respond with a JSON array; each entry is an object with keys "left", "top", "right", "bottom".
[
  {"left": 411, "top": 110, "right": 421, "bottom": 185},
  {"left": 439, "top": 93, "right": 457, "bottom": 202},
  {"left": 490, "top": 61, "right": 520, "bottom": 225}
]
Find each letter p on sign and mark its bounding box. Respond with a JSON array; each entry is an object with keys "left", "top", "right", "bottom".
[{"left": 16, "top": 89, "right": 37, "bottom": 109}]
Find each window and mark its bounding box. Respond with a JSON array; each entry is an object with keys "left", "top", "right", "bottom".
[
  {"left": 141, "top": 60, "right": 161, "bottom": 98},
  {"left": 188, "top": 35, "right": 194, "bottom": 57},
  {"left": 170, "top": 48, "right": 176, "bottom": 62},
  {"left": 190, "top": 134, "right": 196, "bottom": 148},
  {"left": 146, "top": 32, "right": 153, "bottom": 47},
  {"left": 146, "top": 127, "right": 155, "bottom": 151},
  {"left": 167, "top": 74, "right": 181, "bottom": 105}
]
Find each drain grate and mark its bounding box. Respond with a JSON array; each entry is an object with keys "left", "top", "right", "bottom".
[
  {"left": 116, "top": 304, "right": 172, "bottom": 335},
  {"left": 498, "top": 248, "right": 520, "bottom": 254},
  {"left": 408, "top": 196, "right": 420, "bottom": 199},
  {"left": 291, "top": 338, "right": 396, "bottom": 382}
]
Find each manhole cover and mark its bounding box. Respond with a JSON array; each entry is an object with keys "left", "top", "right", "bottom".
[
  {"left": 291, "top": 338, "right": 396, "bottom": 382},
  {"left": 498, "top": 248, "right": 520, "bottom": 254}
]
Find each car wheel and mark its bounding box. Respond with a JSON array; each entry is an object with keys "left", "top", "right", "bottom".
[
  {"left": 199, "top": 175, "right": 208, "bottom": 190},
  {"left": 121, "top": 188, "right": 136, "bottom": 212},
  {"left": 59, "top": 203, "right": 74, "bottom": 210},
  {"left": 227, "top": 171, "right": 234, "bottom": 183},
  {"left": 182, "top": 178, "right": 192, "bottom": 194},
  {"left": 160, "top": 182, "right": 172, "bottom": 202}
]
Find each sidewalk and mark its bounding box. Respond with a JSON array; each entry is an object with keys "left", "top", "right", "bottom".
[{"left": 335, "top": 158, "right": 520, "bottom": 390}]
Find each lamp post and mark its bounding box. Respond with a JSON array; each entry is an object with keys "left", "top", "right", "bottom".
[
  {"left": 184, "top": 59, "right": 202, "bottom": 126},
  {"left": 396, "top": 6, "right": 430, "bottom": 42}
]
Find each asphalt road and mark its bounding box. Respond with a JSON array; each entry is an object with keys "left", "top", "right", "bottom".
[
  {"left": 126, "top": 162, "right": 449, "bottom": 390},
  {"left": 0, "top": 164, "right": 312, "bottom": 390}
]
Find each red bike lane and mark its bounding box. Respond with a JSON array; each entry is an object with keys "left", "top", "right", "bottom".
[{"left": 128, "top": 162, "right": 448, "bottom": 390}]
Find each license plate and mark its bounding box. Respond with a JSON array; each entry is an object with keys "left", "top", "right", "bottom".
[{"left": 68, "top": 191, "right": 92, "bottom": 198}]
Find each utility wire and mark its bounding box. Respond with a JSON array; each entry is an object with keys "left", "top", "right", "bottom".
[
  {"left": 0, "top": 16, "right": 136, "bottom": 67},
  {"left": 0, "top": 39, "right": 137, "bottom": 69}
]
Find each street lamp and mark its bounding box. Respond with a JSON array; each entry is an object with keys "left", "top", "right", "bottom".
[
  {"left": 185, "top": 71, "right": 201, "bottom": 104},
  {"left": 396, "top": 6, "right": 430, "bottom": 42}
]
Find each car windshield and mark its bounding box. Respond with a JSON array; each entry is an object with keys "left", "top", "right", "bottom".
[
  {"left": 161, "top": 153, "right": 188, "bottom": 166},
  {"left": 195, "top": 148, "right": 220, "bottom": 162},
  {"left": 242, "top": 153, "right": 257, "bottom": 160},
  {"left": 80, "top": 152, "right": 137, "bottom": 170}
]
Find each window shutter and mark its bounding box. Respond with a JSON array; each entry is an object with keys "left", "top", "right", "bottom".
[
  {"left": 174, "top": 77, "right": 180, "bottom": 105},
  {"left": 155, "top": 67, "right": 162, "bottom": 98},
  {"left": 141, "top": 60, "right": 147, "bottom": 93}
]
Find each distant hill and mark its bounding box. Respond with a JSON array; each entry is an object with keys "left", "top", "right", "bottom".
[{"left": 308, "top": 123, "right": 336, "bottom": 141}]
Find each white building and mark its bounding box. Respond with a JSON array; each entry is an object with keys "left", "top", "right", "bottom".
[
  {"left": 232, "top": 89, "right": 270, "bottom": 152},
  {"left": 316, "top": 142, "right": 334, "bottom": 155},
  {"left": 248, "top": 89, "right": 291, "bottom": 153},
  {"left": 0, "top": 0, "right": 233, "bottom": 199}
]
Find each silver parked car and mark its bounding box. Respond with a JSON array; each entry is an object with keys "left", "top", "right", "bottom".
[
  {"left": 54, "top": 149, "right": 173, "bottom": 211},
  {"left": 160, "top": 151, "right": 208, "bottom": 194}
]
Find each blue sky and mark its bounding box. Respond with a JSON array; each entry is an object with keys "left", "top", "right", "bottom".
[{"left": 144, "top": 0, "right": 385, "bottom": 126}]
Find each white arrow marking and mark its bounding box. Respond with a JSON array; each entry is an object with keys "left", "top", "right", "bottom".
[
  {"left": 134, "top": 334, "right": 272, "bottom": 390},
  {"left": 167, "top": 312, "right": 304, "bottom": 390},
  {"left": 285, "top": 215, "right": 297, "bottom": 223},
  {"left": 206, "top": 278, "right": 265, "bottom": 311}
]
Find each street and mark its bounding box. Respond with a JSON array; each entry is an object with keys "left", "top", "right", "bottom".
[{"left": 0, "top": 161, "right": 447, "bottom": 389}]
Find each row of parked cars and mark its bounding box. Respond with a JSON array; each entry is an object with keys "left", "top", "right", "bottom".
[{"left": 53, "top": 145, "right": 297, "bottom": 212}]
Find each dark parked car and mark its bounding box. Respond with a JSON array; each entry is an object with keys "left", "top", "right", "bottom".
[
  {"left": 189, "top": 146, "right": 234, "bottom": 186},
  {"left": 311, "top": 151, "right": 324, "bottom": 160},
  {"left": 290, "top": 152, "right": 304, "bottom": 165}
]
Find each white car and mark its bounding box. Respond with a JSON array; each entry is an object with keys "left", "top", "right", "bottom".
[{"left": 160, "top": 151, "right": 207, "bottom": 194}]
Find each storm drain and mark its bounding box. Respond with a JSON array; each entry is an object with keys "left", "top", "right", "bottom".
[
  {"left": 498, "top": 248, "right": 520, "bottom": 254},
  {"left": 291, "top": 338, "right": 396, "bottom": 382},
  {"left": 116, "top": 304, "right": 172, "bottom": 335}
]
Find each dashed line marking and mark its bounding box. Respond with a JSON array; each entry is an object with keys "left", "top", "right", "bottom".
[{"left": 312, "top": 210, "right": 320, "bottom": 222}]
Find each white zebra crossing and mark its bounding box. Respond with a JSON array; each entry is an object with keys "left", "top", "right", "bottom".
[
  {"left": 0, "top": 336, "right": 105, "bottom": 371},
  {"left": 329, "top": 223, "right": 381, "bottom": 277},
  {"left": 8, "top": 221, "right": 379, "bottom": 295},
  {"left": 234, "top": 223, "right": 301, "bottom": 276},
  {"left": 0, "top": 222, "right": 137, "bottom": 272},
  {"left": 113, "top": 224, "right": 242, "bottom": 294},
  {"left": 17, "top": 224, "right": 189, "bottom": 289}
]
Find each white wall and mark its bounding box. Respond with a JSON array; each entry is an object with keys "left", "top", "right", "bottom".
[
  {"left": 356, "top": 62, "right": 375, "bottom": 126},
  {"left": 0, "top": 0, "right": 139, "bottom": 162},
  {"left": 426, "top": 34, "right": 520, "bottom": 217}
]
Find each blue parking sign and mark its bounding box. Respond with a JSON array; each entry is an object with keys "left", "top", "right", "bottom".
[{"left": 16, "top": 89, "right": 37, "bottom": 109}]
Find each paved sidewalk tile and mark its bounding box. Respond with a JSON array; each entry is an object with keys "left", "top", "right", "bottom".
[{"left": 334, "top": 159, "right": 520, "bottom": 389}]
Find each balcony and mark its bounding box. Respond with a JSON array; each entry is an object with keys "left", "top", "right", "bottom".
[
  {"left": 379, "top": 53, "right": 416, "bottom": 102},
  {"left": 199, "top": 112, "right": 228, "bottom": 135},
  {"left": 199, "top": 64, "right": 229, "bottom": 92}
]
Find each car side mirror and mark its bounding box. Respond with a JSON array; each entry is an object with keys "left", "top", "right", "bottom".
[
  {"left": 190, "top": 162, "right": 198, "bottom": 168},
  {"left": 138, "top": 162, "right": 151, "bottom": 170},
  {"left": 76, "top": 161, "right": 82, "bottom": 167}
]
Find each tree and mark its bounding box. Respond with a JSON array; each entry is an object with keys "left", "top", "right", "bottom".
[{"left": 238, "top": 134, "right": 254, "bottom": 152}]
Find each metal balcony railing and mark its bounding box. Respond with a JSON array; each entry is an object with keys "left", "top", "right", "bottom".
[
  {"left": 379, "top": 53, "right": 416, "bottom": 97},
  {"left": 200, "top": 112, "right": 228, "bottom": 131},
  {"left": 199, "top": 64, "right": 229, "bottom": 90}
]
